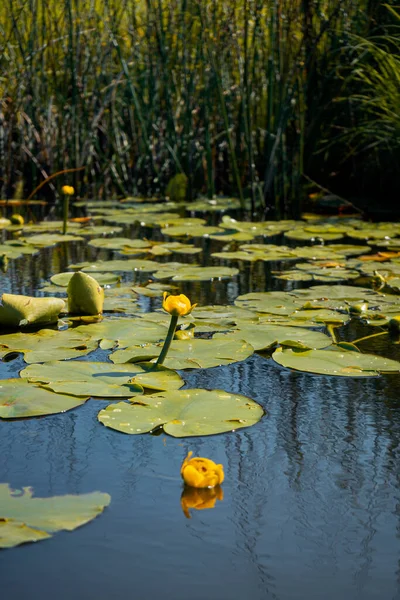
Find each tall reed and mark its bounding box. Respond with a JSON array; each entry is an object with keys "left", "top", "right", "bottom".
[{"left": 0, "top": 0, "right": 393, "bottom": 217}]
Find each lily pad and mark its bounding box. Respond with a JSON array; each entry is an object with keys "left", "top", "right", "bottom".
[
  {"left": 110, "top": 337, "right": 254, "bottom": 369},
  {"left": 214, "top": 325, "right": 332, "bottom": 351},
  {"left": 74, "top": 318, "right": 167, "bottom": 348},
  {"left": 272, "top": 346, "right": 400, "bottom": 376},
  {"left": 0, "top": 483, "right": 110, "bottom": 548},
  {"left": 50, "top": 272, "right": 120, "bottom": 287},
  {"left": 21, "top": 360, "right": 183, "bottom": 397},
  {"left": 21, "top": 233, "right": 83, "bottom": 247},
  {"left": 0, "top": 294, "right": 65, "bottom": 327},
  {"left": 0, "top": 328, "right": 97, "bottom": 363},
  {"left": 88, "top": 238, "right": 151, "bottom": 251},
  {"left": 153, "top": 265, "right": 239, "bottom": 281},
  {"left": 160, "top": 225, "right": 224, "bottom": 238},
  {"left": 98, "top": 388, "right": 264, "bottom": 437},
  {"left": 0, "top": 379, "right": 88, "bottom": 418}
]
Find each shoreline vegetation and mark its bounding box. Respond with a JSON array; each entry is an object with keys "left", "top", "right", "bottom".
[{"left": 0, "top": 0, "right": 399, "bottom": 217}]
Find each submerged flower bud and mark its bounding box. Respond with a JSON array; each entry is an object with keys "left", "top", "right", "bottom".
[
  {"left": 62, "top": 185, "right": 75, "bottom": 195},
  {"left": 162, "top": 292, "right": 197, "bottom": 317},
  {"left": 181, "top": 451, "right": 224, "bottom": 489}
]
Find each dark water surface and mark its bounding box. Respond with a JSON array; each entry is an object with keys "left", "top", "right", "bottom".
[{"left": 1, "top": 232, "right": 400, "bottom": 600}]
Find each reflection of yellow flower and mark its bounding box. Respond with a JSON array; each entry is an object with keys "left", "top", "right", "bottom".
[
  {"left": 181, "top": 485, "right": 224, "bottom": 519},
  {"left": 162, "top": 292, "right": 197, "bottom": 317},
  {"left": 181, "top": 451, "right": 224, "bottom": 488},
  {"left": 62, "top": 185, "right": 75, "bottom": 195}
]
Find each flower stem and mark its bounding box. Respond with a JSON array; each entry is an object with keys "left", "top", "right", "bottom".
[
  {"left": 156, "top": 314, "right": 178, "bottom": 366},
  {"left": 63, "top": 195, "right": 69, "bottom": 235}
]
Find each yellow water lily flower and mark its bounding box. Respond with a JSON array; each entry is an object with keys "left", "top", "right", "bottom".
[
  {"left": 181, "top": 451, "right": 224, "bottom": 489},
  {"left": 180, "top": 485, "right": 224, "bottom": 519},
  {"left": 162, "top": 292, "right": 197, "bottom": 317},
  {"left": 61, "top": 185, "right": 75, "bottom": 195}
]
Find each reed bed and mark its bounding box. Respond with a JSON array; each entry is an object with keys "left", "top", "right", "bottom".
[{"left": 0, "top": 0, "right": 397, "bottom": 216}]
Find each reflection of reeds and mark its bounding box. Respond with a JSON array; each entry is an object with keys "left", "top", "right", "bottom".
[{"left": 0, "top": 0, "right": 393, "bottom": 215}]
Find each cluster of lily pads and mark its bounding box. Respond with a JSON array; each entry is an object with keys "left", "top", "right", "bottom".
[{"left": 2, "top": 199, "right": 400, "bottom": 546}]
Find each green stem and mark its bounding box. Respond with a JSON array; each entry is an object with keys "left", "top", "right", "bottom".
[
  {"left": 156, "top": 314, "right": 178, "bottom": 366},
  {"left": 327, "top": 323, "right": 337, "bottom": 343},
  {"left": 63, "top": 195, "right": 69, "bottom": 235}
]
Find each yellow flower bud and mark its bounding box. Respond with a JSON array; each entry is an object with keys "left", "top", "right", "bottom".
[
  {"left": 181, "top": 451, "right": 224, "bottom": 489},
  {"left": 162, "top": 292, "right": 197, "bottom": 317},
  {"left": 10, "top": 214, "right": 24, "bottom": 225},
  {"left": 61, "top": 185, "right": 75, "bottom": 196}
]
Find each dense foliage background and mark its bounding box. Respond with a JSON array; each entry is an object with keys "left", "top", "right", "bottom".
[{"left": 0, "top": 0, "right": 399, "bottom": 216}]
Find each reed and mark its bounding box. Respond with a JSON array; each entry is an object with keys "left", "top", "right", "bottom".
[{"left": 0, "top": 0, "right": 395, "bottom": 217}]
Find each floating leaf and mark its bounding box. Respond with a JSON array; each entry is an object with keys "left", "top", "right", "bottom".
[
  {"left": 0, "top": 379, "right": 88, "bottom": 418},
  {"left": 272, "top": 347, "right": 400, "bottom": 376},
  {"left": 0, "top": 483, "right": 110, "bottom": 548},
  {"left": 0, "top": 328, "right": 97, "bottom": 363},
  {"left": 21, "top": 360, "right": 183, "bottom": 396},
  {"left": 153, "top": 265, "right": 239, "bottom": 281},
  {"left": 0, "top": 294, "right": 65, "bottom": 327},
  {"left": 110, "top": 337, "right": 254, "bottom": 369},
  {"left": 0, "top": 520, "right": 51, "bottom": 548},
  {"left": 98, "top": 388, "right": 264, "bottom": 437},
  {"left": 161, "top": 225, "right": 224, "bottom": 238},
  {"left": 214, "top": 325, "right": 332, "bottom": 351},
  {"left": 50, "top": 272, "right": 120, "bottom": 287},
  {"left": 74, "top": 318, "right": 167, "bottom": 348},
  {"left": 21, "top": 233, "right": 83, "bottom": 247}
]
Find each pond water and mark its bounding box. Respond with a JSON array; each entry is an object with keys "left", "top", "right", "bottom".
[{"left": 1, "top": 208, "right": 400, "bottom": 600}]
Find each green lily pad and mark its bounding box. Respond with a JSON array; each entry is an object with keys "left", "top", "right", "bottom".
[
  {"left": 153, "top": 265, "right": 239, "bottom": 281},
  {"left": 0, "top": 379, "right": 88, "bottom": 418},
  {"left": 0, "top": 242, "right": 38, "bottom": 259},
  {"left": 0, "top": 294, "right": 66, "bottom": 327},
  {"left": 21, "top": 233, "right": 84, "bottom": 247},
  {"left": 190, "top": 198, "right": 242, "bottom": 212},
  {"left": 88, "top": 238, "right": 151, "bottom": 251},
  {"left": 0, "top": 328, "right": 97, "bottom": 363},
  {"left": 78, "top": 225, "right": 123, "bottom": 236},
  {"left": 0, "top": 483, "right": 110, "bottom": 548},
  {"left": 284, "top": 228, "right": 344, "bottom": 242},
  {"left": 110, "top": 337, "right": 254, "bottom": 369},
  {"left": 21, "top": 360, "right": 183, "bottom": 397},
  {"left": 74, "top": 318, "right": 167, "bottom": 348},
  {"left": 69, "top": 259, "right": 158, "bottom": 273},
  {"left": 0, "top": 519, "right": 51, "bottom": 548},
  {"left": 214, "top": 325, "right": 331, "bottom": 351},
  {"left": 160, "top": 225, "right": 224, "bottom": 238},
  {"left": 98, "top": 388, "right": 264, "bottom": 437},
  {"left": 235, "top": 292, "right": 302, "bottom": 315},
  {"left": 272, "top": 346, "right": 400, "bottom": 376},
  {"left": 50, "top": 272, "right": 120, "bottom": 287},
  {"left": 103, "top": 212, "right": 178, "bottom": 226}
]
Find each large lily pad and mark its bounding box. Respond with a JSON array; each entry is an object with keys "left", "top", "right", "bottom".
[
  {"left": 21, "top": 233, "right": 83, "bottom": 247},
  {"left": 214, "top": 325, "right": 332, "bottom": 351},
  {"left": 110, "top": 337, "right": 254, "bottom": 369},
  {"left": 161, "top": 225, "right": 224, "bottom": 238},
  {"left": 272, "top": 347, "right": 400, "bottom": 376},
  {"left": 152, "top": 265, "right": 239, "bottom": 282},
  {"left": 88, "top": 238, "right": 151, "bottom": 251},
  {"left": 21, "top": 360, "right": 183, "bottom": 397},
  {"left": 69, "top": 259, "right": 158, "bottom": 273},
  {"left": 50, "top": 272, "right": 120, "bottom": 287},
  {"left": 0, "top": 379, "right": 88, "bottom": 418},
  {"left": 74, "top": 318, "right": 167, "bottom": 348},
  {"left": 0, "top": 328, "right": 97, "bottom": 363},
  {"left": 98, "top": 388, "right": 264, "bottom": 437},
  {"left": 0, "top": 484, "right": 110, "bottom": 548}
]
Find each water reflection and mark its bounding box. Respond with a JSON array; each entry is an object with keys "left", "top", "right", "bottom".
[{"left": 180, "top": 486, "right": 224, "bottom": 519}]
